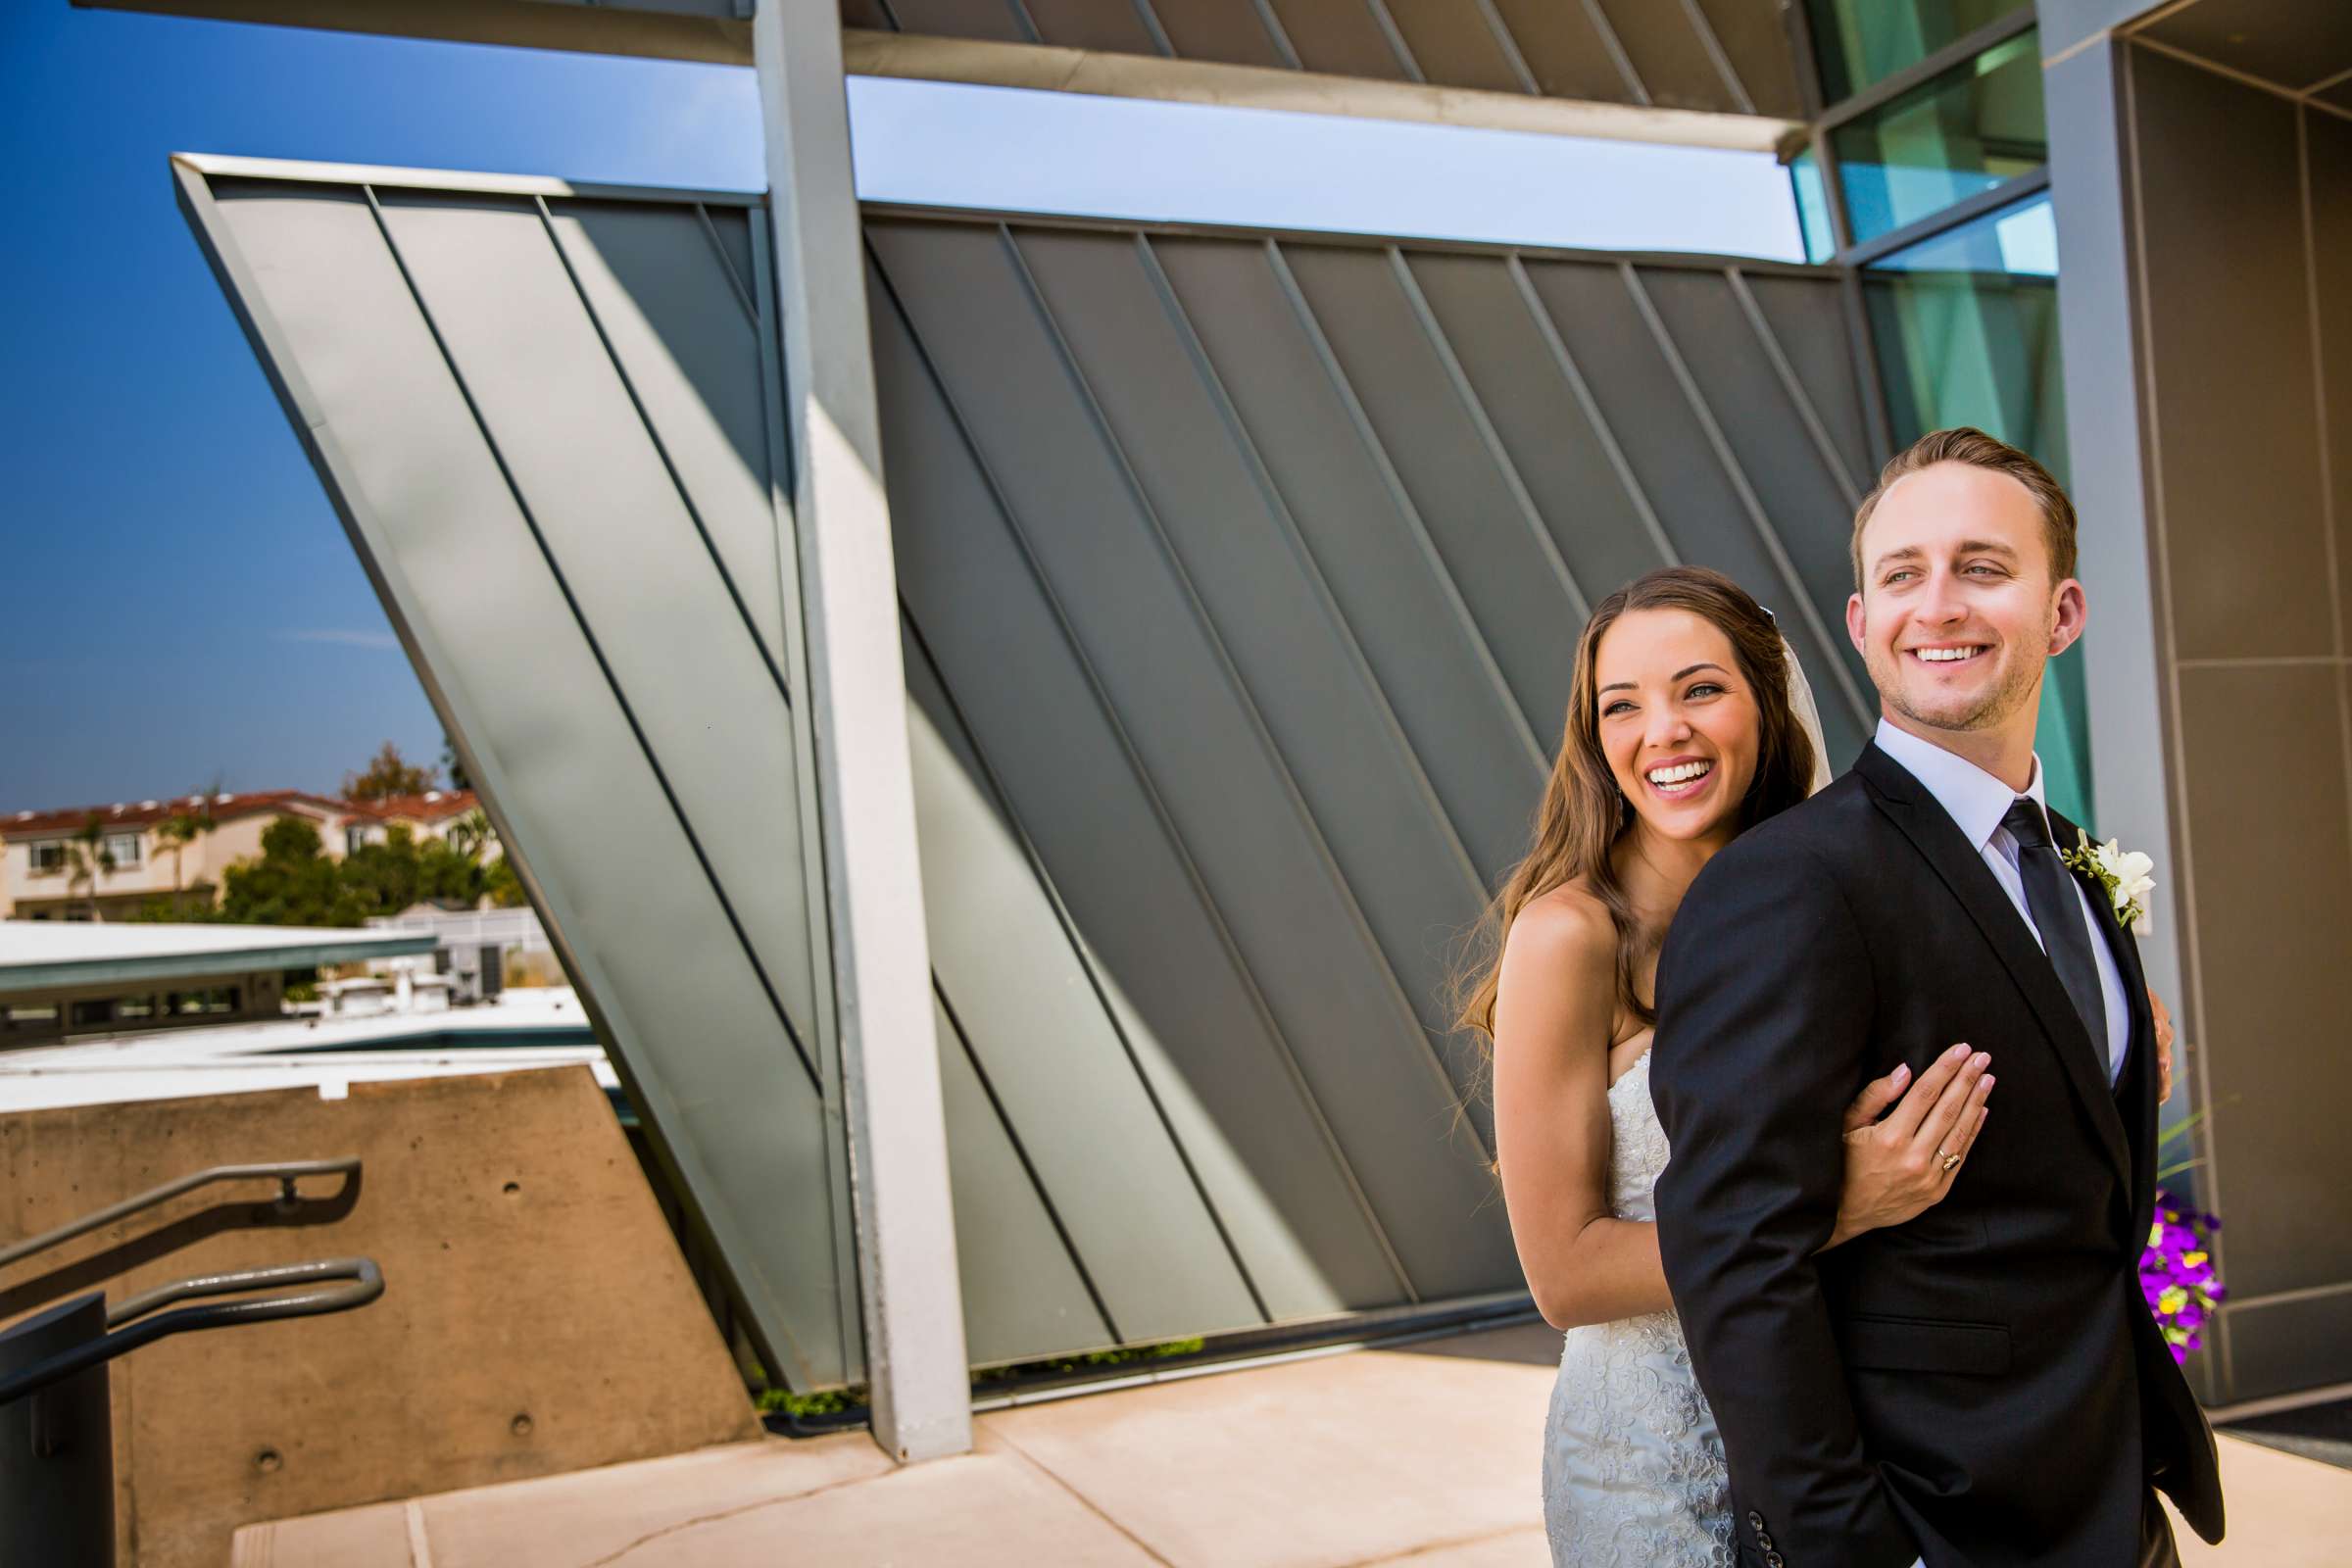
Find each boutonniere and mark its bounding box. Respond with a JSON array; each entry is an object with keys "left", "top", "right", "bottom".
[{"left": 2060, "top": 830, "right": 2155, "bottom": 936}]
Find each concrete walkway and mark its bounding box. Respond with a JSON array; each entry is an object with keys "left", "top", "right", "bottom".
[{"left": 233, "top": 1322, "right": 2348, "bottom": 1567}]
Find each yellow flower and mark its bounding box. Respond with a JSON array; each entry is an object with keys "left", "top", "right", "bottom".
[
  {"left": 2181, "top": 1250, "right": 2207, "bottom": 1268},
  {"left": 2149, "top": 1222, "right": 2166, "bottom": 1248},
  {"left": 2157, "top": 1287, "right": 2187, "bottom": 1316}
]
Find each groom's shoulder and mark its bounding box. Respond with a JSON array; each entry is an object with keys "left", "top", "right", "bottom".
[{"left": 1696, "top": 772, "right": 1881, "bottom": 887}]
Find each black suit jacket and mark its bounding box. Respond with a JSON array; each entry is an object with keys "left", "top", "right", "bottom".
[{"left": 1650, "top": 742, "right": 2224, "bottom": 1568}]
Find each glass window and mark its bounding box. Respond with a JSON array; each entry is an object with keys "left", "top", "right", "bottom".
[
  {"left": 106, "top": 833, "right": 141, "bottom": 867},
  {"left": 1789, "top": 146, "right": 1837, "bottom": 263},
  {"left": 1833, "top": 30, "right": 2044, "bottom": 246},
  {"left": 1862, "top": 191, "right": 2087, "bottom": 823},
  {"left": 1808, "top": 0, "right": 2027, "bottom": 104},
  {"left": 71, "top": 999, "right": 117, "bottom": 1028},
  {"left": 28, "top": 841, "right": 66, "bottom": 875}
]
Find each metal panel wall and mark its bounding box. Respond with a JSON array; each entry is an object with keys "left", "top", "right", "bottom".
[{"left": 181, "top": 159, "right": 1883, "bottom": 1386}]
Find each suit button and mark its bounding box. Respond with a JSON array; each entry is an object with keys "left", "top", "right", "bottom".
[
  {"left": 1747, "top": 1512, "right": 1764, "bottom": 1532},
  {"left": 1766, "top": 1555, "right": 1785, "bottom": 1568},
  {"left": 1756, "top": 1535, "right": 1774, "bottom": 1551}
]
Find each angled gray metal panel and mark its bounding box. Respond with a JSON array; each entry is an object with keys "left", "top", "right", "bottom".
[
  {"left": 1144, "top": 236, "right": 1545, "bottom": 886},
  {"left": 903, "top": 626, "right": 1265, "bottom": 1342},
  {"left": 1005, "top": 225, "right": 1494, "bottom": 1137},
  {"left": 1691, "top": 0, "right": 1803, "bottom": 117},
  {"left": 1275, "top": 246, "right": 1587, "bottom": 767},
  {"left": 1590, "top": 0, "right": 1740, "bottom": 112},
  {"left": 1637, "top": 268, "right": 1870, "bottom": 700},
  {"left": 1378, "top": 0, "right": 1526, "bottom": 94},
  {"left": 1403, "top": 251, "right": 1677, "bottom": 605},
  {"left": 1259, "top": 0, "right": 1411, "bottom": 80},
  {"left": 1518, "top": 257, "right": 1874, "bottom": 767},
  {"left": 864, "top": 247, "right": 1407, "bottom": 1319},
  {"left": 1487, "top": 0, "right": 1644, "bottom": 103},
  {"left": 1145, "top": 0, "right": 1290, "bottom": 69},
  {"left": 929, "top": 992, "right": 1117, "bottom": 1365},
  {"left": 174, "top": 168, "right": 857, "bottom": 1390},
  {"left": 885, "top": 0, "right": 1030, "bottom": 42},
  {"left": 1019, "top": 0, "right": 1162, "bottom": 54},
  {"left": 1741, "top": 271, "right": 1879, "bottom": 506},
  {"left": 866, "top": 217, "right": 1512, "bottom": 1302}
]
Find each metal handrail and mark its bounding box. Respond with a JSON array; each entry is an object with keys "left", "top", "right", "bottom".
[
  {"left": 0, "top": 1158, "right": 361, "bottom": 1270},
  {"left": 0, "top": 1257, "right": 383, "bottom": 1406}
]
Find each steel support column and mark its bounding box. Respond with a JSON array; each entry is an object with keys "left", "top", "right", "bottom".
[{"left": 753, "top": 0, "right": 973, "bottom": 1463}]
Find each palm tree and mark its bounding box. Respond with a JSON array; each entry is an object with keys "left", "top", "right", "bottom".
[
  {"left": 152, "top": 808, "right": 215, "bottom": 914},
  {"left": 68, "top": 815, "right": 116, "bottom": 921}
]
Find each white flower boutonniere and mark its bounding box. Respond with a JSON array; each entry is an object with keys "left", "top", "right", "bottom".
[{"left": 2061, "top": 830, "right": 2156, "bottom": 936}]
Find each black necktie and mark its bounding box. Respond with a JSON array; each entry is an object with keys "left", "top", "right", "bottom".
[{"left": 2001, "top": 799, "right": 2107, "bottom": 1064}]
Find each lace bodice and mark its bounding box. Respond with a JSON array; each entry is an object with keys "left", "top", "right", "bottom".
[
  {"left": 1541, "top": 1045, "right": 1734, "bottom": 1568},
  {"left": 1602, "top": 1044, "right": 1672, "bottom": 1221}
]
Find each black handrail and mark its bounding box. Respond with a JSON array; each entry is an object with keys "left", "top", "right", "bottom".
[
  {"left": 0, "top": 1158, "right": 361, "bottom": 1270},
  {"left": 0, "top": 1257, "right": 382, "bottom": 1406}
]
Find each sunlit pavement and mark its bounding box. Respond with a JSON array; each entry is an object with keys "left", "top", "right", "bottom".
[{"left": 233, "top": 1321, "right": 2347, "bottom": 1566}]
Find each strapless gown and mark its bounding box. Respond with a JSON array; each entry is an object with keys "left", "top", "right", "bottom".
[{"left": 1541, "top": 1048, "right": 1735, "bottom": 1567}]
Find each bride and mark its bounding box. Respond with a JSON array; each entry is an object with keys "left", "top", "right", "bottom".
[{"left": 1458, "top": 566, "right": 1998, "bottom": 1566}]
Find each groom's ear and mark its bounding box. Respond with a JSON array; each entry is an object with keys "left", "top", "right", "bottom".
[
  {"left": 2047, "top": 578, "right": 2087, "bottom": 656},
  {"left": 1846, "top": 591, "right": 1868, "bottom": 659}
]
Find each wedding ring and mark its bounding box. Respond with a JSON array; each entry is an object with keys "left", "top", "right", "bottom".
[{"left": 1938, "top": 1150, "right": 1962, "bottom": 1173}]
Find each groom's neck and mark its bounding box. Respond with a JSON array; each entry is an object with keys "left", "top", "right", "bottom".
[{"left": 1880, "top": 709, "right": 2039, "bottom": 794}]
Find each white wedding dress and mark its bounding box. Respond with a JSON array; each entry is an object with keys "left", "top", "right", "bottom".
[{"left": 1540, "top": 1044, "right": 1735, "bottom": 1567}]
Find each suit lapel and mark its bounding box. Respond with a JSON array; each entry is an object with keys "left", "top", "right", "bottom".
[
  {"left": 1855, "top": 745, "right": 2132, "bottom": 1189},
  {"left": 2052, "top": 808, "right": 2161, "bottom": 1228}
]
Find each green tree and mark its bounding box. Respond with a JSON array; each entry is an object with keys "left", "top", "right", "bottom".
[
  {"left": 343, "top": 741, "right": 437, "bottom": 803},
  {"left": 482, "top": 853, "right": 528, "bottom": 909},
  {"left": 440, "top": 734, "right": 473, "bottom": 793},
  {"left": 151, "top": 807, "right": 216, "bottom": 914},
  {"left": 219, "top": 816, "right": 363, "bottom": 927},
  {"left": 66, "top": 814, "right": 116, "bottom": 920}
]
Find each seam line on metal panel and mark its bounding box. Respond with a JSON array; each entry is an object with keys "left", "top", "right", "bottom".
[
  {"left": 1726, "top": 269, "right": 1865, "bottom": 507},
  {"left": 863, "top": 235, "right": 1415, "bottom": 1302},
  {"left": 1836, "top": 270, "right": 1896, "bottom": 462},
  {"left": 2303, "top": 64, "right": 2352, "bottom": 99},
  {"left": 1470, "top": 0, "right": 1543, "bottom": 96},
  {"left": 1618, "top": 263, "right": 1873, "bottom": 727},
  {"left": 1267, "top": 240, "right": 1549, "bottom": 778},
  {"left": 1003, "top": 220, "right": 1478, "bottom": 1272},
  {"left": 1135, "top": 234, "right": 1487, "bottom": 904},
  {"left": 1360, "top": 0, "right": 1425, "bottom": 84},
  {"left": 2298, "top": 105, "right": 2352, "bottom": 1255},
  {"left": 2121, "top": 55, "right": 2228, "bottom": 1394},
  {"left": 875, "top": 0, "right": 904, "bottom": 30},
  {"left": 1125, "top": 0, "right": 1178, "bottom": 59},
  {"left": 1246, "top": 0, "right": 1304, "bottom": 72},
  {"left": 537, "top": 197, "right": 799, "bottom": 706},
  {"left": 932, "top": 976, "right": 1123, "bottom": 1344},
  {"left": 1390, "top": 248, "right": 1591, "bottom": 622},
  {"left": 693, "top": 202, "right": 759, "bottom": 326},
  {"left": 1003, "top": 0, "right": 1045, "bottom": 46},
  {"left": 748, "top": 204, "right": 861, "bottom": 1387},
  {"left": 901, "top": 611, "right": 1272, "bottom": 1323},
  {"left": 1504, "top": 255, "right": 1678, "bottom": 569},
  {"left": 360, "top": 184, "right": 822, "bottom": 1094},
  {"left": 1577, "top": 0, "right": 1651, "bottom": 104},
  {"left": 1676, "top": 0, "right": 1757, "bottom": 114}
]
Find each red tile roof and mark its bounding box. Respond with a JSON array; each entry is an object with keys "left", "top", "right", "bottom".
[
  {"left": 341, "top": 790, "right": 480, "bottom": 823},
  {"left": 3, "top": 790, "right": 354, "bottom": 842}
]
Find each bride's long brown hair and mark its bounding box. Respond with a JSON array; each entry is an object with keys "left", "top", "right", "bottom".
[{"left": 1452, "top": 566, "right": 1818, "bottom": 1051}]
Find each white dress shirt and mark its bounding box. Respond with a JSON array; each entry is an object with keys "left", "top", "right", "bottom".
[{"left": 1872, "top": 719, "right": 2131, "bottom": 1082}]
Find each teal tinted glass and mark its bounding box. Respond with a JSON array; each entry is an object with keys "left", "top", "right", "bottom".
[
  {"left": 1807, "top": 0, "right": 2028, "bottom": 103},
  {"left": 1862, "top": 192, "right": 2088, "bottom": 822},
  {"left": 1833, "top": 30, "right": 2045, "bottom": 246},
  {"left": 1790, "top": 146, "right": 1836, "bottom": 262}
]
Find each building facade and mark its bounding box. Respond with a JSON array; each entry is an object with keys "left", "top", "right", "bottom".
[{"left": 70, "top": 0, "right": 2352, "bottom": 1427}]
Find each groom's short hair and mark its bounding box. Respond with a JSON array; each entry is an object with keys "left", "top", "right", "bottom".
[{"left": 1849, "top": 426, "right": 2079, "bottom": 590}]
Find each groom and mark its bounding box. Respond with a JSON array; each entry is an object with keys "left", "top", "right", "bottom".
[{"left": 1650, "top": 428, "right": 2225, "bottom": 1567}]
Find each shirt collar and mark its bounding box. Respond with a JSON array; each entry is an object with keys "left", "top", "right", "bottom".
[{"left": 1872, "top": 718, "right": 2046, "bottom": 854}]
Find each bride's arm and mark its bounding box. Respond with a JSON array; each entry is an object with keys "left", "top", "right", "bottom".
[{"left": 1492, "top": 893, "right": 1675, "bottom": 1331}]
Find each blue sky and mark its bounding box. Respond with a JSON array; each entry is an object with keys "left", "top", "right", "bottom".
[{"left": 0, "top": 5, "right": 1801, "bottom": 809}]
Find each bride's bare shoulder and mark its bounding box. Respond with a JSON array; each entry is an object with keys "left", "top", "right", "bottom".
[{"left": 1502, "top": 881, "right": 1614, "bottom": 978}]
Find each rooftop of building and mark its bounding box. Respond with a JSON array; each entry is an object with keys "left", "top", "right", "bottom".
[
  {"left": 0, "top": 788, "right": 480, "bottom": 840},
  {"left": 0, "top": 919, "right": 438, "bottom": 993}
]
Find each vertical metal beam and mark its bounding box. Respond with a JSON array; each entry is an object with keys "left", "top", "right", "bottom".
[{"left": 753, "top": 0, "right": 972, "bottom": 1464}]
